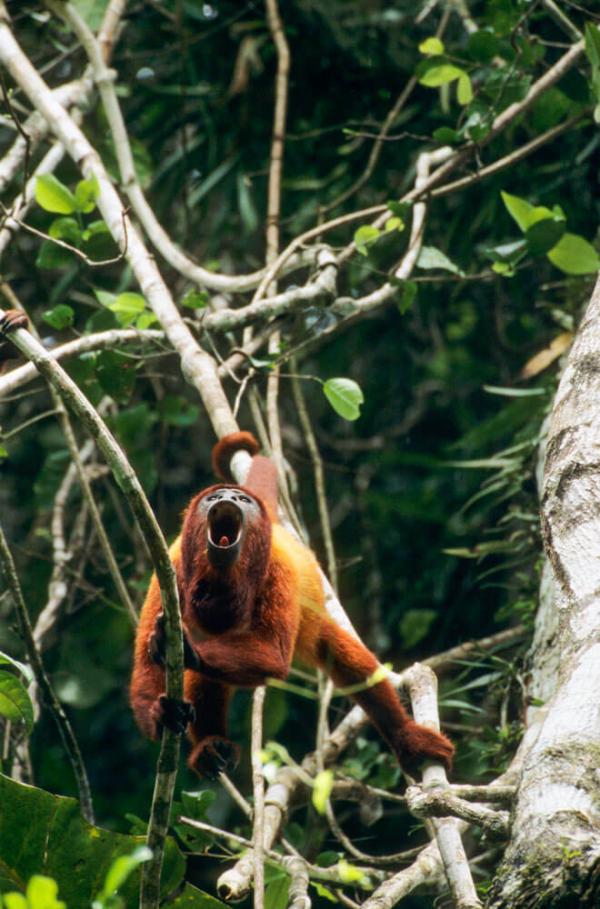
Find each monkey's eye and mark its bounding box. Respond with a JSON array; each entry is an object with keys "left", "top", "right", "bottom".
[
  {"left": 206, "top": 495, "right": 218, "bottom": 502},
  {"left": 238, "top": 495, "right": 252, "bottom": 504}
]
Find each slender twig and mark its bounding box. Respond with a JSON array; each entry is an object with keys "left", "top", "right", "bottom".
[
  {"left": 0, "top": 328, "right": 166, "bottom": 399},
  {"left": 0, "top": 521, "right": 95, "bottom": 823},
  {"left": 264, "top": 0, "right": 290, "bottom": 494},
  {"left": 251, "top": 687, "right": 267, "bottom": 909},
  {"left": 290, "top": 362, "right": 337, "bottom": 589}
]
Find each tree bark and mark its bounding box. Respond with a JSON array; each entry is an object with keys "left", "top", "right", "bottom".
[{"left": 488, "top": 276, "right": 600, "bottom": 908}]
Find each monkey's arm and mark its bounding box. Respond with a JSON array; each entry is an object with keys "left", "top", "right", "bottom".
[
  {"left": 307, "top": 616, "right": 454, "bottom": 773},
  {"left": 130, "top": 545, "right": 194, "bottom": 739}
]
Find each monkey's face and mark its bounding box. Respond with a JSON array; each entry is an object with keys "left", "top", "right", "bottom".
[{"left": 197, "top": 487, "right": 262, "bottom": 569}]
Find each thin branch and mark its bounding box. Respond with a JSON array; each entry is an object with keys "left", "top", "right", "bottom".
[
  {"left": 0, "top": 328, "right": 166, "bottom": 399},
  {"left": 291, "top": 363, "right": 337, "bottom": 589},
  {"left": 0, "top": 521, "right": 95, "bottom": 823},
  {"left": 405, "top": 785, "right": 510, "bottom": 838},
  {"left": 252, "top": 687, "right": 267, "bottom": 909}
]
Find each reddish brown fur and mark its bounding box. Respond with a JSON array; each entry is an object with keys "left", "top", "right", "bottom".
[{"left": 130, "top": 432, "right": 454, "bottom": 777}]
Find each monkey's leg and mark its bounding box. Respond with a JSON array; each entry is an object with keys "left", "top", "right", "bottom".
[
  {"left": 314, "top": 618, "right": 454, "bottom": 774},
  {"left": 184, "top": 673, "right": 239, "bottom": 779}
]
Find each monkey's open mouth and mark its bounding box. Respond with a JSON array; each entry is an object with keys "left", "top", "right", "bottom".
[{"left": 207, "top": 501, "right": 243, "bottom": 549}]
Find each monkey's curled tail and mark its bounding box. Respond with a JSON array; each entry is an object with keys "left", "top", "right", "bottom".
[{"left": 211, "top": 431, "right": 278, "bottom": 519}]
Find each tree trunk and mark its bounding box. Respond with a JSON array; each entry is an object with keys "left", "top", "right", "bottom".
[{"left": 488, "top": 276, "right": 600, "bottom": 908}]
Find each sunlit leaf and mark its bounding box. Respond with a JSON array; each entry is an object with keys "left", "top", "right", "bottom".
[
  {"left": 418, "top": 37, "right": 444, "bottom": 55},
  {"left": 312, "top": 770, "right": 334, "bottom": 815},
  {"left": 323, "top": 377, "right": 364, "bottom": 421},
  {"left": 35, "top": 175, "right": 76, "bottom": 214},
  {"left": 547, "top": 233, "right": 600, "bottom": 275}
]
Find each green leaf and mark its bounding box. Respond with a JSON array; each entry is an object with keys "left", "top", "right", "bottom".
[
  {"left": 432, "top": 126, "right": 460, "bottom": 144},
  {"left": 312, "top": 769, "right": 334, "bottom": 815},
  {"left": 109, "top": 292, "right": 147, "bottom": 327},
  {"left": 74, "top": 176, "right": 99, "bottom": 214},
  {"left": 585, "top": 23, "right": 600, "bottom": 71},
  {"left": 264, "top": 875, "right": 290, "bottom": 909},
  {"left": 418, "top": 37, "right": 444, "bottom": 55},
  {"left": 500, "top": 191, "right": 535, "bottom": 232},
  {"left": 419, "top": 64, "right": 465, "bottom": 87},
  {"left": 500, "top": 192, "right": 564, "bottom": 234},
  {"left": 181, "top": 290, "right": 209, "bottom": 309},
  {"left": 337, "top": 859, "right": 369, "bottom": 886},
  {"left": 0, "top": 650, "right": 33, "bottom": 683},
  {"left": 0, "top": 671, "right": 34, "bottom": 732},
  {"left": 384, "top": 216, "right": 404, "bottom": 233},
  {"left": 35, "top": 241, "right": 76, "bottom": 270},
  {"left": 0, "top": 773, "right": 186, "bottom": 908},
  {"left": 42, "top": 305, "right": 74, "bottom": 331},
  {"left": 3, "top": 893, "right": 28, "bottom": 909},
  {"left": 386, "top": 200, "right": 411, "bottom": 219},
  {"left": 323, "top": 377, "right": 364, "bottom": 421},
  {"left": 159, "top": 395, "right": 200, "bottom": 427},
  {"left": 311, "top": 883, "right": 338, "bottom": 902},
  {"left": 26, "top": 875, "right": 66, "bottom": 909},
  {"left": 547, "top": 233, "right": 600, "bottom": 275},
  {"left": 135, "top": 311, "right": 158, "bottom": 329},
  {"left": 96, "top": 845, "right": 152, "bottom": 903},
  {"left": 96, "top": 350, "right": 137, "bottom": 403},
  {"left": 525, "top": 218, "right": 565, "bottom": 256},
  {"left": 457, "top": 73, "right": 473, "bottom": 105},
  {"left": 48, "top": 217, "right": 81, "bottom": 245},
  {"left": 417, "top": 245, "right": 465, "bottom": 275},
  {"left": 397, "top": 280, "right": 417, "bottom": 315},
  {"left": 35, "top": 175, "right": 77, "bottom": 215},
  {"left": 180, "top": 789, "right": 216, "bottom": 819},
  {"left": 466, "top": 30, "right": 500, "bottom": 64},
  {"left": 354, "top": 225, "right": 380, "bottom": 256},
  {"left": 94, "top": 289, "right": 117, "bottom": 309},
  {"left": 399, "top": 609, "right": 437, "bottom": 649}
]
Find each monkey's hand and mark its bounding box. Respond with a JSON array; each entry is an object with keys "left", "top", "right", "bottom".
[
  {"left": 148, "top": 612, "right": 201, "bottom": 671},
  {"left": 0, "top": 309, "right": 28, "bottom": 367},
  {"left": 150, "top": 694, "right": 195, "bottom": 737},
  {"left": 396, "top": 721, "right": 455, "bottom": 776},
  {"left": 188, "top": 735, "right": 240, "bottom": 780}
]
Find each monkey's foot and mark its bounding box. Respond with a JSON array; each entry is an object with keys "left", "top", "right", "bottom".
[
  {"left": 188, "top": 736, "right": 240, "bottom": 780},
  {"left": 148, "top": 612, "right": 200, "bottom": 670},
  {"left": 395, "top": 721, "right": 455, "bottom": 775},
  {"left": 0, "top": 309, "right": 27, "bottom": 336},
  {"left": 150, "top": 694, "right": 195, "bottom": 736}
]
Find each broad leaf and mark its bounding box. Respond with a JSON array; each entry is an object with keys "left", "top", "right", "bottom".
[
  {"left": 418, "top": 37, "right": 444, "bottom": 55},
  {"left": 323, "top": 377, "right": 364, "bottom": 421},
  {"left": 419, "top": 64, "right": 465, "bottom": 87},
  {"left": 0, "top": 774, "right": 186, "bottom": 907},
  {"left": 0, "top": 671, "right": 34, "bottom": 732},
  {"left": 35, "top": 176, "right": 76, "bottom": 215},
  {"left": 43, "top": 305, "right": 74, "bottom": 331},
  {"left": 417, "top": 245, "right": 464, "bottom": 275},
  {"left": 547, "top": 233, "right": 600, "bottom": 275}
]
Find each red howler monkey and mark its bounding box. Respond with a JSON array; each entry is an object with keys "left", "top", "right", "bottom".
[{"left": 130, "top": 432, "right": 454, "bottom": 779}]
